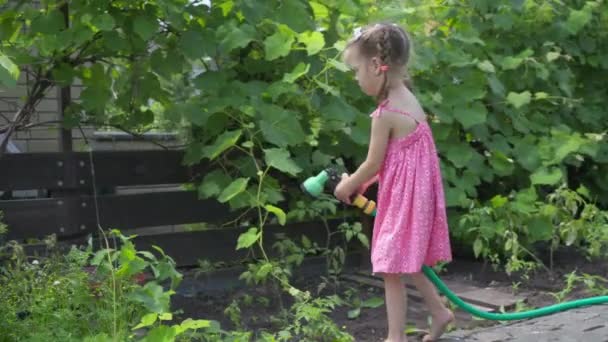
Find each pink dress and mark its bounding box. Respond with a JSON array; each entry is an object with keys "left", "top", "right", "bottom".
[{"left": 370, "top": 100, "right": 452, "bottom": 274}]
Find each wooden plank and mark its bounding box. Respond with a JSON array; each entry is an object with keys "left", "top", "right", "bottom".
[
  {"left": 0, "top": 196, "right": 70, "bottom": 239},
  {"left": 21, "top": 219, "right": 346, "bottom": 267},
  {"left": 0, "top": 151, "right": 204, "bottom": 191},
  {"left": 0, "top": 191, "right": 236, "bottom": 239},
  {"left": 456, "top": 288, "right": 527, "bottom": 311},
  {"left": 132, "top": 219, "right": 344, "bottom": 265},
  {"left": 0, "top": 153, "right": 66, "bottom": 190},
  {"left": 95, "top": 191, "right": 232, "bottom": 229},
  {"left": 85, "top": 150, "right": 199, "bottom": 186},
  {"left": 341, "top": 273, "right": 495, "bottom": 312},
  {"left": 352, "top": 271, "right": 521, "bottom": 312}
]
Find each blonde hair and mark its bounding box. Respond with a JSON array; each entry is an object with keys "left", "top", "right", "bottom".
[{"left": 345, "top": 23, "right": 413, "bottom": 101}]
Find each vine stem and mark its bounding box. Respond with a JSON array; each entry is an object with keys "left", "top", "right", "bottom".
[{"left": 256, "top": 166, "right": 271, "bottom": 263}]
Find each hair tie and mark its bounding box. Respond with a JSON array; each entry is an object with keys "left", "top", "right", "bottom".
[
  {"left": 379, "top": 65, "right": 389, "bottom": 72},
  {"left": 352, "top": 27, "right": 363, "bottom": 41}
]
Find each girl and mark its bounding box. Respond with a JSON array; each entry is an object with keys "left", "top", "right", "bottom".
[{"left": 334, "top": 23, "right": 454, "bottom": 342}]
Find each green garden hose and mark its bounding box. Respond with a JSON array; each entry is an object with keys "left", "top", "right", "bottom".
[
  {"left": 302, "top": 168, "right": 608, "bottom": 320},
  {"left": 422, "top": 265, "right": 608, "bottom": 320}
]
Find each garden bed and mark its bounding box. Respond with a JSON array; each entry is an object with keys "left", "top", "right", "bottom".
[{"left": 171, "top": 250, "right": 608, "bottom": 341}]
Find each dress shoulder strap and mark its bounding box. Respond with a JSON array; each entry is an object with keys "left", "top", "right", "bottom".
[{"left": 371, "top": 99, "right": 420, "bottom": 123}]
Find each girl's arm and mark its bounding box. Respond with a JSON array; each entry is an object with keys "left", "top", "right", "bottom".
[{"left": 334, "top": 116, "right": 391, "bottom": 202}]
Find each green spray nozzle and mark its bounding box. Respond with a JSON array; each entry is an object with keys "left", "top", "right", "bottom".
[{"left": 300, "top": 167, "right": 341, "bottom": 198}]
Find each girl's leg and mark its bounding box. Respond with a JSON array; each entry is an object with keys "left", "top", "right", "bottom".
[
  {"left": 407, "top": 272, "right": 454, "bottom": 341},
  {"left": 383, "top": 273, "right": 407, "bottom": 342}
]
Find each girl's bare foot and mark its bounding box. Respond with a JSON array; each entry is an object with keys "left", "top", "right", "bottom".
[
  {"left": 422, "top": 309, "right": 454, "bottom": 342},
  {"left": 383, "top": 334, "right": 408, "bottom": 342}
]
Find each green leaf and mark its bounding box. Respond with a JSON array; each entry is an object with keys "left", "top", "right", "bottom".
[
  {"left": 92, "top": 13, "right": 115, "bottom": 31},
  {"left": 477, "top": 60, "right": 495, "bottom": 73},
  {"left": 175, "top": 319, "right": 212, "bottom": 334},
  {"left": 159, "top": 313, "right": 173, "bottom": 321},
  {"left": 133, "top": 15, "right": 158, "bottom": 40},
  {"left": 265, "top": 205, "right": 286, "bottom": 225},
  {"left": 347, "top": 308, "right": 361, "bottom": 319},
  {"left": 30, "top": 10, "right": 64, "bottom": 34},
  {"left": 321, "top": 96, "right": 359, "bottom": 124},
  {"left": 143, "top": 325, "right": 177, "bottom": 342},
  {"left": 264, "top": 25, "right": 295, "bottom": 61},
  {"left": 218, "top": 178, "right": 250, "bottom": 203},
  {"left": 361, "top": 296, "right": 384, "bottom": 308},
  {"left": 80, "top": 86, "right": 112, "bottom": 114},
  {"left": 553, "top": 132, "right": 585, "bottom": 162},
  {"left": 236, "top": 227, "right": 260, "bottom": 250},
  {"left": 133, "top": 313, "right": 158, "bottom": 330},
  {"left": 83, "top": 334, "right": 113, "bottom": 342},
  {"left": 257, "top": 262, "right": 273, "bottom": 278},
  {"left": 282, "top": 62, "right": 310, "bottom": 83},
  {"left": 513, "top": 136, "right": 541, "bottom": 171},
  {"left": 264, "top": 148, "right": 302, "bottom": 176},
  {"left": 310, "top": 1, "right": 329, "bottom": 21},
  {"left": 130, "top": 282, "right": 173, "bottom": 314},
  {"left": 315, "top": 79, "right": 340, "bottom": 96},
  {"left": 275, "top": 0, "right": 313, "bottom": 32},
  {"left": 506, "top": 91, "right": 532, "bottom": 109},
  {"left": 489, "top": 152, "right": 514, "bottom": 177},
  {"left": 490, "top": 195, "right": 508, "bottom": 208},
  {"left": 357, "top": 233, "right": 370, "bottom": 249},
  {"left": 454, "top": 102, "right": 487, "bottom": 129},
  {"left": 487, "top": 74, "right": 505, "bottom": 96},
  {"left": 220, "top": 24, "right": 256, "bottom": 52},
  {"left": 0, "top": 52, "right": 19, "bottom": 88},
  {"left": 298, "top": 31, "right": 325, "bottom": 55},
  {"left": 473, "top": 238, "right": 483, "bottom": 258},
  {"left": 259, "top": 105, "right": 306, "bottom": 147},
  {"left": 527, "top": 216, "right": 554, "bottom": 243},
  {"left": 445, "top": 143, "right": 473, "bottom": 168},
  {"left": 198, "top": 170, "right": 231, "bottom": 199},
  {"left": 565, "top": 7, "right": 592, "bottom": 34},
  {"left": 193, "top": 71, "right": 229, "bottom": 94},
  {"left": 102, "top": 31, "right": 129, "bottom": 52},
  {"left": 180, "top": 28, "right": 213, "bottom": 59},
  {"left": 500, "top": 56, "right": 524, "bottom": 70},
  {"left": 202, "top": 130, "right": 242, "bottom": 160},
  {"left": 546, "top": 52, "right": 560, "bottom": 62},
  {"left": 328, "top": 59, "right": 350, "bottom": 72},
  {"left": 302, "top": 235, "right": 312, "bottom": 249},
  {"left": 51, "top": 63, "right": 76, "bottom": 87},
  {"left": 531, "top": 167, "right": 563, "bottom": 185}
]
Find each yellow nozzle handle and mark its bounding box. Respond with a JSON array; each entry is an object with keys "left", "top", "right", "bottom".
[{"left": 352, "top": 194, "right": 376, "bottom": 215}]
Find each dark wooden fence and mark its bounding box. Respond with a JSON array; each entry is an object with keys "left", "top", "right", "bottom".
[{"left": 0, "top": 151, "right": 354, "bottom": 267}]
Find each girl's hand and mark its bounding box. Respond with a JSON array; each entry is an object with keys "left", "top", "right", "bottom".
[{"left": 334, "top": 173, "right": 356, "bottom": 204}]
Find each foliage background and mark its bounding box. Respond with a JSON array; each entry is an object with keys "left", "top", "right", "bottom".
[{"left": 1, "top": 0, "right": 608, "bottom": 274}]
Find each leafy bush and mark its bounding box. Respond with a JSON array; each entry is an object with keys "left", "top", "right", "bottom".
[{"left": 0, "top": 232, "right": 217, "bottom": 341}]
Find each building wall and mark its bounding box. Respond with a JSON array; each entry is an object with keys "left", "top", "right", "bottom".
[{"left": 0, "top": 73, "right": 180, "bottom": 152}]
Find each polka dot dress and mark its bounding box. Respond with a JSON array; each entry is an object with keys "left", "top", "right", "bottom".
[{"left": 370, "top": 100, "right": 452, "bottom": 274}]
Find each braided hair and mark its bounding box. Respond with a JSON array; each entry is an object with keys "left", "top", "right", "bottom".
[{"left": 346, "top": 23, "right": 412, "bottom": 102}]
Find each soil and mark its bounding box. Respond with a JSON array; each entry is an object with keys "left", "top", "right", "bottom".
[{"left": 171, "top": 248, "right": 608, "bottom": 341}]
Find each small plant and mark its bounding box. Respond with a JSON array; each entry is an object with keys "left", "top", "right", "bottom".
[
  {"left": 278, "top": 290, "right": 353, "bottom": 342},
  {"left": 458, "top": 185, "right": 608, "bottom": 276},
  {"left": 346, "top": 295, "right": 384, "bottom": 320},
  {"left": 224, "top": 299, "right": 244, "bottom": 330},
  {"left": 551, "top": 270, "right": 608, "bottom": 303},
  {"left": 0, "top": 211, "right": 7, "bottom": 236}
]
